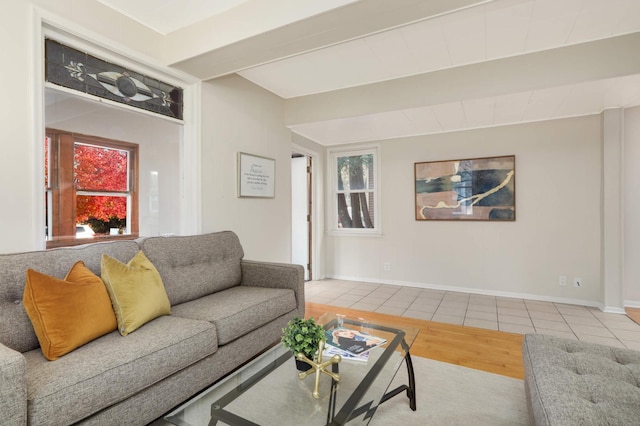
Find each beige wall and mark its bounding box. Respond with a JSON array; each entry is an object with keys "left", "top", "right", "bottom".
[
  {"left": 0, "top": 1, "right": 201, "bottom": 253},
  {"left": 1, "top": 2, "right": 34, "bottom": 252},
  {"left": 325, "top": 116, "right": 604, "bottom": 305},
  {"left": 0, "top": 2, "right": 184, "bottom": 253},
  {"left": 0, "top": 1, "right": 294, "bottom": 260},
  {"left": 624, "top": 106, "right": 640, "bottom": 305},
  {"left": 200, "top": 75, "right": 292, "bottom": 263},
  {"left": 1, "top": 1, "right": 636, "bottom": 309}
]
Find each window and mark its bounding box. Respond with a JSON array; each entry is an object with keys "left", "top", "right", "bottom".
[
  {"left": 329, "top": 146, "right": 380, "bottom": 235},
  {"left": 45, "top": 129, "right": 138, "bottom": 248}
]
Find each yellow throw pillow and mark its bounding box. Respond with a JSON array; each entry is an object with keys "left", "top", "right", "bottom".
[
  {"left": 23, "top": 261, "right": 117, "bottom": 361},
  {"left": 101, "top": 251, "right": 171, "bottom": 336}
]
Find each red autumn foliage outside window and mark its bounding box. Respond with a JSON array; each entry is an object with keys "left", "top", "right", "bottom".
[
  {"left": 74, "top": 144, "right": 128, "bottom": 223},
  {"left": 45, "top": 129, "right": 138, "bottom": 247}
]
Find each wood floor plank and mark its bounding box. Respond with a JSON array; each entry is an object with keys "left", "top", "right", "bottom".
[
  {"left": 306, "top": 302, "right": 524, "bottom": 380},
  {"left": 626, "top": 307, "right": 640, "bottom": 325}
]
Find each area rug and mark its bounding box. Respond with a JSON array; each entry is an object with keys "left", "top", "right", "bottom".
[
  {"left": 155, "top": 355, "right": 530, "bottom": 426},
  {"left": 370, "top": 356, "right": 530, "bottom": 425}
]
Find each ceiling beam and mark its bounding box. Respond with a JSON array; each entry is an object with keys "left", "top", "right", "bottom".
[
  {"left": 284, "top": 32, "right": 640, "bottom": 126},
  {"left": 171, "top": 0, "right": 490, "bottom": 79}
]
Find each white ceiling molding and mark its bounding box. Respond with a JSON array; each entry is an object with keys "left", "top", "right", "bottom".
[{"left": 171, "top": 0, "right": 489, "bottom": 79}]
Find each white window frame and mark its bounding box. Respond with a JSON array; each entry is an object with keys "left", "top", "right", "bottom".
[
  {"left": 32, "top": 9, "right": 202, "bottom": 249},
  {"left": 327, "top": 144, "right": 381, "bottom": 236}
]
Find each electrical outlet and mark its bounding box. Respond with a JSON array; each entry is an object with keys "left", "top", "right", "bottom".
[
  {"left": 383, "top": 262, "right": 391, "bottom": 271},
  {"left": 573, "top": 277, "right": 582, "bottom": 288},
  {"left": 559, "top": 275, "right": 567, "bottom": 286}
]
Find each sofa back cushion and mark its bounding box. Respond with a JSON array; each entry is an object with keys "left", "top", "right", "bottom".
[
  {"left": 0, "top": 240, "right": 140, "bottom": 353},
  {"left": 138, "top": 231, "right": 244, "bottom": 306}
]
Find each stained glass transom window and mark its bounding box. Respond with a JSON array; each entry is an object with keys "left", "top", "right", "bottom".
[{"left": 45, "top": 39, "right": 183, "bottom": 120}]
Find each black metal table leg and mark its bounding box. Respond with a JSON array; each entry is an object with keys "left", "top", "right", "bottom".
[
  {"left": 379, "top": 350, "right": 417, "bottom": 411},
  {"left": 404, "top": 350, "right": 416, "bottom": 410}
]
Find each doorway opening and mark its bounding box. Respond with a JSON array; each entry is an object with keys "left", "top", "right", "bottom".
[{"left": 291, "top": 153, "right": 312, "bottom": 280}]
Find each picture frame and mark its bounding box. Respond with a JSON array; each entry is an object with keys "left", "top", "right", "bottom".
[
  {"left": 415, "top": 155, "right": 515, "bottom": 221},
  {"left": 237, "top": 152, "right": 276, "bottom": 198}
]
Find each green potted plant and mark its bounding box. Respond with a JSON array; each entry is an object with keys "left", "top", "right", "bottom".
[{"left": 281, "top": 316, "right": 325, "bottom": 371}]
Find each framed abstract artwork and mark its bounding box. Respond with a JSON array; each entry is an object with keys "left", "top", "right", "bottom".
[{"left": 415, "top": 155, "right": 515, "bottom": 221}]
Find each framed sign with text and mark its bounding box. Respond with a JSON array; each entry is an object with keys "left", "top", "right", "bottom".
[{"left": 238, "top": 152, "right": 276, "bottom": 198}]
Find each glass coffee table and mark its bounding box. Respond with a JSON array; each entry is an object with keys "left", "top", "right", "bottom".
[{"left": 164, "top": 313, "right": 419, "bottom": 426}]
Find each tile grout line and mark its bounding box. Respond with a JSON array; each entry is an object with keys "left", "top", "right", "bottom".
[{"left": 307, "top": 280, "right": 640, "bottom": 348}]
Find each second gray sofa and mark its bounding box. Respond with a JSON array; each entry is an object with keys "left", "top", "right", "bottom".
[
  {"left": 522, "top": 333, "right": 640, "bottom": 425},
  {"left": 0, "top": 231, "right": 304, "bottom": 425}
]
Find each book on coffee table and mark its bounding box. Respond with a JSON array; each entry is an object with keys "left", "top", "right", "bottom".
[{"left": 324, "top": 326, "right": 387, "bottom": 356}]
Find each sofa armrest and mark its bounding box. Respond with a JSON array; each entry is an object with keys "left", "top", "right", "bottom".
[
  {"left": 240, "top": 260, "right": 305, "bottom": 318},
  {"left": 0, "top": 344, "right": 27, "bottom": 425}
]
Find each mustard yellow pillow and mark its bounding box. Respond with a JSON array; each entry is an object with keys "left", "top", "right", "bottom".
[
  {"left": 101, "top": 251, "right": 170, "bottom": 336},
  {"left": 23, "top": 261, "right": 117, "bottom": 361}
]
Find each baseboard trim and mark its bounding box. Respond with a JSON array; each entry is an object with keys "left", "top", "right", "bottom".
[
  {"left": 324, "top": 274, "right": 616, "bottom": 312},
  {"left": 603, "top": 306, "right": 627, "bottom": 314}
]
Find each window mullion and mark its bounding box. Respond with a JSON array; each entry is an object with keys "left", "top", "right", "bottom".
[
  {"left": 76, "top": 190, "right": 131, "bottom": 196},
  {"left": 57, "top": 133, "right": 76, "bottom": 237}
]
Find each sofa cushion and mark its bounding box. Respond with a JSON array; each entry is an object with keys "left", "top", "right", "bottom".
[
  {"left": 0, "top": 240, "right": 140, "bottom": 353},
  {"left": 171, "top": 286, "right": 297, "bottom": 345},
  {"left": 138, "top": 231, "right": 244, "bottom": 305},
  {"left": 24, "top": 315, "right": 217, "bottom": 425},
  {"left": 101, "top": 251, "right": 171, "bottom": 336},
  {"left": 23, "top": 261, "right": 117, "bottom": 360},
  {"left": 0, "top": 344, "right": 27, "bottom": 425},
  {"left": 523, "top": 333, "right": 640, "bottom": 426}
]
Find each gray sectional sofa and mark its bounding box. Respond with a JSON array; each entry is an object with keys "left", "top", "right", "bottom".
[
  {"left": 0, "top": 231, "right": 304, "bottom": 425},
  {"left": 522, "top": 333, "right": 640, "bottom": 425}
]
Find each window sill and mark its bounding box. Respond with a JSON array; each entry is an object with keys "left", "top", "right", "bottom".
[
  {"left": 327, "top": 229, "right": 382, "bottom": 237},
  {"left": 46, "top": 233, "right": 139, "bottom": 249}
]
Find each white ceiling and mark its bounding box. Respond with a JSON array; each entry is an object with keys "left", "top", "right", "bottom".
[
  {"left": 97, "top": 0, "right": 253, "bottom": 34},
  {"left": 238, "top": 0, "right": 640, "bottom": 98},
  {"left": 99, "top": 0, "right": 640, "bottom": 145}
]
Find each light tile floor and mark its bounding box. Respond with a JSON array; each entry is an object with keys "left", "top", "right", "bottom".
[{"left": 306, "top": 279, "right": 640, "bottom": 350}]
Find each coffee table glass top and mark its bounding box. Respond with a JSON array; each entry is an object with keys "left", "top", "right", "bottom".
[{"left": 165, "top": 313, "right": 419, "bottom": 426}]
